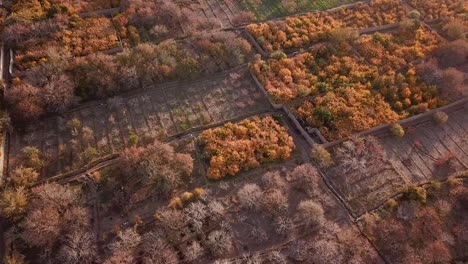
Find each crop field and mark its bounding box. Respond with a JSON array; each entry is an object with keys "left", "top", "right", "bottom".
[
  {"left": 84, "top": 125, "right": 383, "bottom": 263},
  {"left": 194, "top": 0, "right": 242, "bottom": 28},
  {"left": 7, "top": 69, "right": 271, "bottom": 179},
  {"left": 321, "top": 104, "right": 468, "bottom": 215},
  {"left": 241, "top": 0, "right": 356, "bottom": 21}
]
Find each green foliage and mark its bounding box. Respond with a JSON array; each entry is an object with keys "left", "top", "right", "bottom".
[
  {"left": 128, "top": 130, "right": 139, "bottom": 147},
  {"left": 81, "top": 147, "right": 99, "bottom": 163},
  {"left": 311, "top": 145, "right": 334, "bottom": 168},
  {"left": 0, "top": 187, "right": 29, "bottom": 221},
  {"left": 21, "top": 146, "right": 45, "bottom": 170},
  {"left": 404, "top": 185, "right": 427, "bottom": 204},
  {"left": 270, "top": 51, "right": 287, "bottom": 60},
  {"left": 390, "top": 123, "right": 405, "bottom": 138}
]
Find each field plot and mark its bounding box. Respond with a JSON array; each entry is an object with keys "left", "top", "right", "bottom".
[
  {"left": 7, "top": 69, "right": 271, "bottom": 179},
  {"left": 114, "top": 0, "right": 243, "bottom": 47},
  {"left": 321, "top": 103, "right": 468, "bottom": 215},
  {"left": 241, "top": 0, "right": 356, "bottom": 21},
  {"left": 251, "top": 25, "right": 445, "bottom": 141},
  {"left": 247, "top": 0, "right": 407, "bottom": 52},
  {"left": 87, "top": 123, "right": 383, "bottom": 264},
  {"left": 381, "top": 106, "right": 468, "bottom": 183},
  {"left": 10, "top": 16, "right": 120, "bottom": 71},
  {"left": 195, "top": 0, "right": 240, "bottom": 28},
  {"left": 322, "top": 136, "right": 408, "bottom": 216}
]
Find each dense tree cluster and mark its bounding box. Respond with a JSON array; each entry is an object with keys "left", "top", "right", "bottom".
[
  {"left": 355, "top": 27, "right": 442, "bottom": 72},
  {"left": 198, "top": 116, "right": 295, "bottom": 179},
  {"left": 5, "top": 12, "right": 119, "bottom": 70},
  {"left": 119, "top": 140, "right": 193, "bottom": 195},
  {"left": 364, "top": 178, "right": 468, "bottom": 263},
  {"left": 297, "top": 88, "right": 399, "bottom": 140},
  {"left": 1, "top": 182, "right": 96, "bottom": 263},
  {"left": 408, "top": 0, "right": 467, "bottom": 21},
  {"left": 252, "top": 26, "right": 448, "bottom": 140},
  {"left": 3, "top": 0, "right": 119, "bottom": 70},
  {"left": 247, "top": 0, "right": 408, "bottom": 51},
  {"left": 251, "top": 45, "right": 377, "bottom": 102},
  {"left": 114, "top": 0, "right": 216, "bottom": 45}
]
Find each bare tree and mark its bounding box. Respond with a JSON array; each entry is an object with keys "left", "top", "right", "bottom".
[
  {"left": 237, "top": 183, "right": 262, "bottom": 210},
  {"left": 56, "top": 230, "right": 98, "bottom": 264},
  {"left": 297, "top": 200, "right": 325, "bottom": 228}
]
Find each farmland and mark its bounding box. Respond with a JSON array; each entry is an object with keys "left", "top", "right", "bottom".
[
  {"left": 0, "top": 0, "right": 467, "bottom": 263},
  {"left": 8, "top": 69, "right": 270, "bottom": 179},
  {"left": 241, "top": 0, "right": 357, "bottom": 21}
]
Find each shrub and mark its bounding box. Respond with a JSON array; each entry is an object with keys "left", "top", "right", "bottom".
[
  {"left": 297, "top": 199, "right": 325, "bottom": 227},
  {"left": 289, "top": 164, "right": 319, "bottom": 195},
  {"left": 311, "top": 145, "right": 334, "bottom": 168},
  {"left": 0, "top": 187, "right": 29, "bottom": 221},
  {"left": 270, "top": 51, "right": 287, "bottom": 60},
  {"left": 433, "top": 111, "right": 448, "bottom": 126},
  {"left": 328, "top": 27, "right": 358, "bottom": 43},
  {"left": 238, "top": 183, "right": 262, "bottom": 210},
  {"left": 9, "top": 166, "right": 39, "bottom": 188},
  {"left": 404, "top": 185, "right": 427, "bottom": 203},
  {"left": 262, "top": 189, "right": 288, "bottom": 216},
  {"left": 443, "top": 20, "right": 466, "bottom": 40},
  {"left": 184, "top": 241, "right": 203, "bottom": 262},
  {"left": 386, "top": 198, "right": 398, "bottom": 211},
  {"left": 390, "top": 123, "right": 405, "bottom": 137},
  {"left": 261, "top": 170, "right": 286, "bottom": 190},
  {"left": 20, "top": 146, "right": 45, "bottom": 170}
]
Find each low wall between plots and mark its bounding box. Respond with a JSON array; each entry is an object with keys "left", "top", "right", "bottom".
[{"left": 80, "top": 7, "right": 121, "bottom": 18}]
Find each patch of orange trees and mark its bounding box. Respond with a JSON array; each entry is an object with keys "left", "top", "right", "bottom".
[
  {"left": 355, "top": 28, "right": 442, "bottom": 72},
  {"left": 251, "top": 26, "right": 445, "bottom": 140},
  {"left": 198, "top": 116, "right": 295, "bottom": 180},
  {"left": 297, "top": 87, "right": 399, "bottom": 140},
  {"left": 408, "top": 0, "right": 467, "bottom": 21},
  {"left": 12, "top": 16, "right": 119, "bottom": 71},
  {"left": 247, "top": 0, "right": 407, "bottom": 52}
]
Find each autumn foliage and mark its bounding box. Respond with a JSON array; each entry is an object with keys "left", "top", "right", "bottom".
[
  {"left": 198, "top": 116, "right": 295, "bottom": 179},
  {"left": 247, "top": 0, "right": 408, "bottom": 52}
]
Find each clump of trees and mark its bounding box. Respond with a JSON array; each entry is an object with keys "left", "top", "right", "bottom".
[
  {"left": 1, "top": 182, "right": 97, "bottom": 263},
  {"left": 247, "top": 0, "right": 408, "bottom": 52},
  {"left": 297, "top": 87, "right": 399, "bottom": 141},
  {"left": 198, "top": 116, "right": 295, "bottom": 180},
  {"left": 364, "top": 178, "right": 468, "bottom": 263},
  {"left": 114, "top": 0, "right": 216, "bottom": 45},
  {"left": 407, "top": 0, "right": 467, "bottom": 21},
  {"left": 119, "top": 140, "right": 193, "bottom": 195}
]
